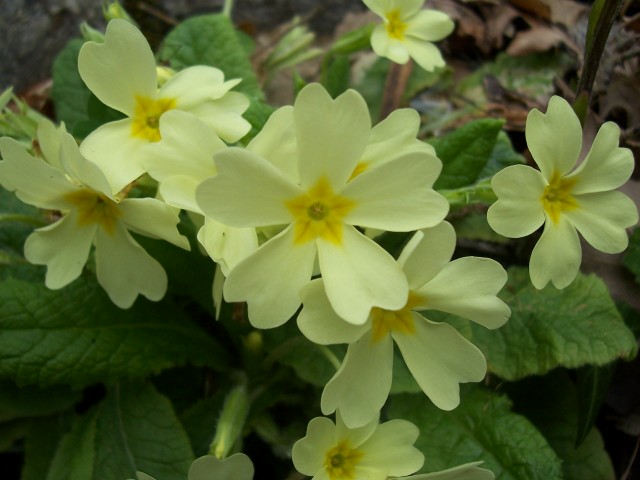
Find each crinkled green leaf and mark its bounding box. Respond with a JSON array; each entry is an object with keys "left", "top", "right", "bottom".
[
  {"left": 430, "top": 119, "right": 504, "bottom": 190},
  {"left": 51, "top": 39, "right": 124, "bottom": 137},
  {"left": 387, "top": 387, "right": 563, "bottom": 479},
  {"left": 623, "top": 227, "right": 640, "bottom": 283},
  {"left": 322, "top": 54, "right": 351, "bottom": 98},
  {"left": 22, "top": 414, "right": 73, "bottom": 480},
  {"left": 506, "top": 370, "right": 615, "bottom": 480},
  {"left": 47, "top": 382, "right": 194, "bottom": 480},
  {"left": 575, "top": 363, "right": 616, "bottom": 446},
  {"left": 158, "top": 14, "right": 263, "bottom": 100},
  {"left": 0, "top": 277, "right": 229, "bottom": 388},
  {"left": 0, "top": 418, "right": 27, "bottom": 451},
  {"left": 445, "top": 268, "right": 638, "bottom": 381},
  {"left": 0, "top": 379, "right": 81, "bottom": 422},
  {"left": 479, "top": 131, "right": 525, "bottom": 179}
]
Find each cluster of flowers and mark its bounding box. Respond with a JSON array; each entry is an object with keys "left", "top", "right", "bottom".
[{"left": 0, "top": 0, "right": 637, "bottom": 478}]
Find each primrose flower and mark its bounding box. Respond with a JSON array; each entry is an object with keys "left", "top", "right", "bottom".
[
  {"left": 364, "top": 0, "right": 454, "bottom": 71},
  {"left": 0, "top": 123, "right": 189, "bottom": 308},
  {"left": 487, "top": 96, "right": 638, "bottom": 289},
  {"left": 130, "top": 453, "right": 254, "bottom": 480},
  {"left": 196, "top": 83, "right": 448, "bottom": 328},
  {"left": 297, "top": 222, "right": 510, "bottom": 428},
  {"left": 78, "top": 19, "right": 251, "bottom": 193},
  {"left": 292, "top": 414, "right": 424, "bottom": 480}
]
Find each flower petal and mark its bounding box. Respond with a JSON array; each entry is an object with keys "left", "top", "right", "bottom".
[
  {"left": 321, "top": 331, "right": 393, "bottom": 428},
  {"left": 188, "top": 91, "right": 251, "bottom": 143},
  {"left": 0, "top": 137, "right": 76, "bottom": 210},
  {"left": 404, "top": 38, "right": 445, "bottom": 71},
  {"left": 417, "top": 257, "right": 510, "bottom": 329},
  {"left": 298, "top": 279, "right": 370, "bottom": 345},
  {"left": 118, "top": 198, "right": 190, "bottom": 249},
  {"left": 79, "top": 118, "right": 148, "bottom": 194},
  {"left": 360, "top": 419, "right": 424, "bottom": 476},
  {"left": 196, "top": 148, "right": 301, "bottom": 227},
  {"left": 565, "top": 191, "right": 638, "bottom": 253},
  {"left": 188, "top": 453, "right": 254, "bottom": 480},
  {"left": 525, "top": 96, "right": 582, "bottom": 179},
  {"left": 143, "top": 109, "right": 225, "bottom": 184},
  {"left": 197, "top": 218, "right": 258, "bottom": 274},
  {"left": 78, "top": 19, "right": 157, "bottom": 115},
  {"left": 37, "top": 119, "right": 65, "bottom": 170},
  {"left": 487, "top": 165, "right": 546, "bottom": 238},
  {"left": 292, "top": 417, "right": 338, "bottom": 476},
  {"left": 295, "top": 84, "right": 371, "bottom": 189},
  {"left": 159, "top": 66, "right": 227, "bottom": 108},
  {"left": 394, "top": 314, "right": 487, "bottom": 410},
  {"left": 362, "top": 109, "right": 435, "bottom": 170},
  {"left": 223, "top": 226, "right": 316, "bottom": 328},
  {"left": 395, "top": 461, "right": 494, "bottom": 480},
  {"left": 336, "top": 411, "right": 380, "bottom": 447},
  {"left": 371, "top": 26, "right": 411, "bottom": 64},
  {"left": 94, "top": 223, "right": 168, "bottom": 308},
  {"left": 406, "top": 10, "right": 455, "bottom": 41},
  {"left": 24, "top": 212, "right": 95, "bottom": 289},
  {"left": 568, "top": 122, "right": 635, "bottom": 194},
  {"left": 397, "top": 222, "right": 456, "bottom": 288},
  {"left": 342, "top": 153, "right": 448, "bottom": 231},
  {"left": 529, "top": 215, "right": 581, "bottom": 289},
  {"left": 247, "top": 106, "right": 298, "bottom": 181},
  {"left": 59, "top": 132, "right": 114, "bottom": 195},
  {"left": 318, "top": 225, "right": 408, "bottom": 325}
]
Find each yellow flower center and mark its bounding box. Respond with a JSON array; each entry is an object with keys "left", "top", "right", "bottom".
[
  {"left": 285, "top": 177, "right": 356, "bottom": 245},
  {"left": 64, "top": 189, "right": 121, "bottom": 235},
  {"left": 348, "top": 161, "right": 369, "bottom": 181},
  {"left": 371, "top": 292, "right": 423, "bottom": 342},
  {"left": 385, "top": 10, "right": 408, "bottom": 40},
  {"left": 540, "top": 171, "right": 579, "bottom": 224},
  {"left": 131, "top": 95, "right": 177, "bottom": 142},
  {"left": 324, "top": 440, "right": 364, "bottom": 480}
]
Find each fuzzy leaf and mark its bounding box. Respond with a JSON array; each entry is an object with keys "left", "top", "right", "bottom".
[
  {"left": 0, "top": 277, "right": 228, "bottom": 388},
  {"left": 158, "top": 14, "right": 263, "bottom": 100},
  {"left": 47, "top": 382, "right": 194, "bottom": 480},
  {"left": 506, "top": 370, "right": 615, "bottom": 480},
  {"left": 445, "top": 268, "right": 637, "bottom": 381},
  {"left": 388, "top": 388, "right": 563, "bottom": 479},
  {"left": 0, "top": 379, "right": 80, "bottom": 422},
  {"left": 430, "top": 119, "right": 504, "bottom": 190}
]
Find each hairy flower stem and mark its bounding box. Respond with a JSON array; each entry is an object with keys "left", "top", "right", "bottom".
[
  {"left": 379, "top": 60, "right": 413, "bottom": 120},
  {"left": 222, "top": 0, "right": 234, "bottom": 17},
  {"left": 573, "top": 0, "right": 624, "bottom": 125}
]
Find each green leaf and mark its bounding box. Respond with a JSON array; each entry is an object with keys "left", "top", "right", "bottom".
[
  {"left": 158, "top": 14, "right": 263, "bottom": 100},
  {"left": 22, "top": 414, "right": 74, "bottom": 480},
  {"left": 575, "top": 363, "right": 616, "bottom": 446},
  {"left": 446, "top": 267, "right": 638, "bottom": 381},
  {"left": 623, "top": 227, "right": 640, "bottom": 283},
  {"left": 430, "top": 119, "right": 504, "bottom": 190},
  {"left": 47, "top": 382, "right": 194, "bottom": 480},
  {"left": 506, "top": 370, "right": 615, "bottom": 480},
  {"left": 0, "top": 418, "right": 28, "bottom": 451},
  {"left": 0, "top": 277, "right": 229, "bottom": 388},
  {"left": 478, "top": 131, "right": 525, "bottom": 179},
  {"left": 51, "top": 39, "right": 124, "bottom": 137},
  {"left": 241, "top": 99, "right": 276, "bottom": 144},
  {"left": 0, "top": 379, "right": 81, "bottom": 422},
  {"left": 387, "top": 388, "right": 563, "bottom": 479},
  {"left": 180, "top": 395, "right": 226, "bottom": 457},
  {"left": 322, "top": 55, "right": 351, "bottom": 98}
]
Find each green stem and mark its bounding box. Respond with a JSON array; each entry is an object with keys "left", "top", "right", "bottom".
[
  {"left": 573, "top": 0, "right": 624, "bottom": 125},
  {"left": 0, "top": 214, "right": 47, "bottom": 227},
  {"left": 438, "top": 179, "right": 497, "bottom": 208},
  {"left": 222, "top": 0, "right": 234, "bottom": 17},
  {"left": 209, "top": 379, "right": 250, "bottom": 459},
  {"left": 317, "top": 345, "right": 341, "bottom": 371}
]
